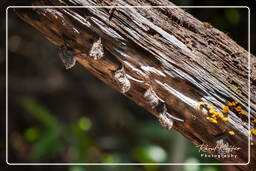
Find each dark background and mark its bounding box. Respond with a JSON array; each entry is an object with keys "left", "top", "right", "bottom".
[{"left": 1, "top": 0, "right": 255, "bottom": 171}]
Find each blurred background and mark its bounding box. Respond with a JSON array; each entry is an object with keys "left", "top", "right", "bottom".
[{"left": 1, "top": 0, "right": 255, "bottom": 171}]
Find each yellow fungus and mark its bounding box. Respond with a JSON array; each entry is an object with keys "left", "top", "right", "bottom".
[
  {"left": 206, "top": 117, "right": 217, "bottom": 124},
  {"left": 207, "top": 105, "right": 212, "bottom": 109},
  {"left": 201, "top": 102, "right": 231, "bottom": 124},
  {"left": 211, "top": 113, "right": 217, "bottom": 117},
  {"left": 198, "top": 101, "right": 205, "bottom": 109},
  {"left": 239, "top": 111, "right": 246, "bottom": 115},
  {"left": 228, "top": 131, "right": 235, "bottom": 135},
  {"left": 226, "top": 101, "right": 247, "bottom": 116},
  {"left": 209, "top": 109, "right": 216, "bottom": 114},
  {"left": 217, "top": 113, "right": 223, "bottom": 117},
  {"left": 222, "top": 106, "right": 229, "bottom": 113},
  {"left": 222, "top": 117, "right": 229, "bottom": 122},
  {"left": 228, "top": 101, "right": 238, "bottom": 107},
  {"left": 211, "top": 120, "right": 217, "bottom": 124},
  {"left": 250, "top": 129, "right": 256, "bottom": 135},
  {"left": 199, "top": 101, "right": 204, "bottom": 105},
  {"left": 235, "top": 106, "right": 242, "bottom": 112},
  {"left": 253, "top": 119, "right": 256, "bottom": 123}
]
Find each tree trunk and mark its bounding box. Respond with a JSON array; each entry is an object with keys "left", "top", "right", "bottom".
[{"left": 12, "top": 0, "right": 256, "bottom": 169}]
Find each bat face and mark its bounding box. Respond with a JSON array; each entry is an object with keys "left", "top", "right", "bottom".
[{"left": 58, "top": 46, "right": 77, "bottom": 69}]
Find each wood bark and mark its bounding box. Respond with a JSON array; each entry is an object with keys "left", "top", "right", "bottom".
[{"left": 12, "top": 0, "right": 256, "bottom": 169}]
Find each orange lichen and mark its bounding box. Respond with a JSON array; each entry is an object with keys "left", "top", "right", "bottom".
[
  {"left": 228, "top": 131, "right": 235, "bottom": 135},
  {"left": 253, "top": 119, "right": 256, "bottom": 124}
]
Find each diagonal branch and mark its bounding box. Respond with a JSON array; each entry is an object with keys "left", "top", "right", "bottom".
[{"left": 13, "top": 0, "right": 256, "bottom": 169}]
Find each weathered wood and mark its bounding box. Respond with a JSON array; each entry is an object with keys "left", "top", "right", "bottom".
[{"left": 13, "top": 0, "right": 256, "bottom": 169}]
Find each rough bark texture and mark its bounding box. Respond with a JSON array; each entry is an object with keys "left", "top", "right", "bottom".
[{"left": 12, "top": 0, "right": 256, "bottom": 169}]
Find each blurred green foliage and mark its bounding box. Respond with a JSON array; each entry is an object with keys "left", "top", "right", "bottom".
[
  {"left": 23, "top": 126, "right": 40, "bottom": 142},
  {"left": 132, "top": 144, "right": 167, "bottom": 163},
  {"left": 15, "top": 97, "right": 222, "bottom": 171},
  {"left": 225, "top": 9, "right": 240, "bottom": 25},
  {"left": 20, "top": 98, "right": 62, "bottom": 160}
]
